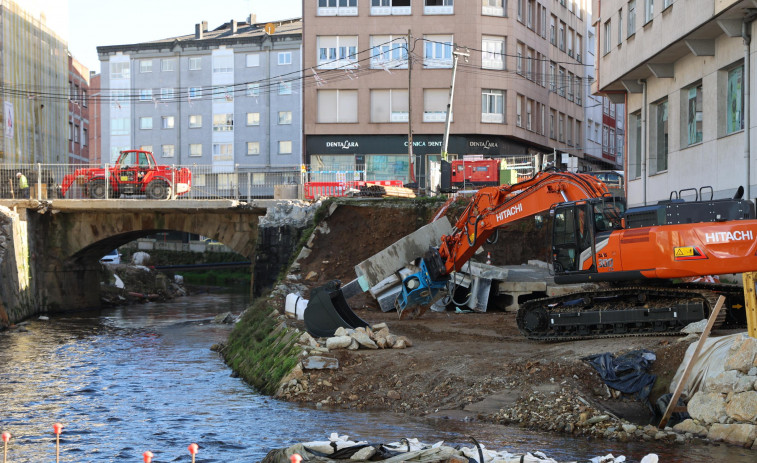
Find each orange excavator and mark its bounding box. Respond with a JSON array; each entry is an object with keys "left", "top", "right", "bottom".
[
  {"left": 305, "top": 168, "right": 755, "bottom": 340},
  {"left": 393, "top": 169, "right": 755, "bottom": 340}
]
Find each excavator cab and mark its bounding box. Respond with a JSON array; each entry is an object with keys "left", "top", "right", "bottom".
[{"left": 551, "top": 198, "right": 625, "bottom": 275}]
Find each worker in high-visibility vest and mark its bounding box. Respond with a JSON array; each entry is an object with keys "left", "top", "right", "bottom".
[{"left": 16, "top": 172, "right": 29, "bottom": 199}]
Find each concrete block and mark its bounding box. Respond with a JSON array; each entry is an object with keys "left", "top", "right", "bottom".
[
  {"left": 302, "top": 355, "right": 339, "bottom": 370},
  {"left": 354, "top": 217, "right": 452, "bottom": 291}
]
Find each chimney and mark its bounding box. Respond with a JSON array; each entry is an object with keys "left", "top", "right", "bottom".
[
  {"left": 195, "top": 23, "right": 203, "bottom": 40},
  {"left": 201, "top": 21, "right": 208, "bottom": 32},
  {"left": 230, "top": 19, "right": 237, "bottom": 34},
  {"left": 247, "top": 14, "right": 256, "bottom": 25}
]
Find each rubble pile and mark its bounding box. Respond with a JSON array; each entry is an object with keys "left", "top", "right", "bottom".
[
  {"left": 491, "top": 387, "right": 686, "bottom": 443},
  {"left": 674, "top": 333, "right": 757, "bottom": 448},
  {"left": 275, "top": 323, "right": 412, "bottom": 404}
]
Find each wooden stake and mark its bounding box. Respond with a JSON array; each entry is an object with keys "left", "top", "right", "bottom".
[
  {"left": 742, "top": 272, "right": 757, "bottom": 339},
  {"left": 658, "top": 295, "right": 725, "bottom": 428}
]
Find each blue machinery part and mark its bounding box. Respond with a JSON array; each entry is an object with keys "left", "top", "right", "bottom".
[{"left": 395, "top": 249, "right": 450, "bottom": 319}]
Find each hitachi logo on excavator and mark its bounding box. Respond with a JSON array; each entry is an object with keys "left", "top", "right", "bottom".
[
  {"left": 496, "top": 203, "right": 523, "bottom": 222},
  {"left": 704, "top": 230, "right": 754, "bottom": 243}
]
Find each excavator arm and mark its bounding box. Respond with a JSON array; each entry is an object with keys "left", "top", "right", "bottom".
[{"left": 395, "top": 170, "right": 612, "bottom": 318}]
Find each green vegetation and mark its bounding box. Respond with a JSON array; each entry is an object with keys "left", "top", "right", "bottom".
[
  {"left": 222, "top": 296, "right": 301, "bottom": 394},
  {"left": 181, "top": 269, "right": 250, "bottom": 287}
]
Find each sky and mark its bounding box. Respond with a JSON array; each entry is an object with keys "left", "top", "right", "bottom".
[{"left": 65, "top": 0, "right": 302, "bottom": 74}]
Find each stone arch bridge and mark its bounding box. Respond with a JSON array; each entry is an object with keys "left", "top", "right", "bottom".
[{"left": 0, "top": 199, "right": 293, "bottom": 325}]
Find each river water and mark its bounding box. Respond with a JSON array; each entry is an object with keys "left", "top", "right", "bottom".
[{"left": 0, "top": 293, "right": 754, "bottom": 462}]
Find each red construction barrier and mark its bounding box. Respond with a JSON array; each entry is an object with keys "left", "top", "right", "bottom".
[{"left": 303, "top": 180, "right": 404, "bottom": 199}]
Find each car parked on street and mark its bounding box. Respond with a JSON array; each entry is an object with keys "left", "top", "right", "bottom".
[{"left": 100, "top": 249, "right": 121, "bottom": 265}]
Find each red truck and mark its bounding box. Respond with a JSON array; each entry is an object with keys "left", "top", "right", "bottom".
[{"left": 59, "top": 150, "right": 192, "bottom": 199}]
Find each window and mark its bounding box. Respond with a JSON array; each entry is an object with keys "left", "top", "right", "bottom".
[
  {"left": 161, "top": 58, "right": 176, "bottom": 71},
  {"left": 161, "top": 88, "right": 174, "bottom": 100},
  {"left": 603, "top": 126, "right": 609, "bottom": 149},
  {"left": 247, "top": 112, "right": 260, "bottom": 126},
  {"left": 526, "top": 49, "right": 533, "bottom": 80},
  {"left": 74, "top": 124, "right": 80, "bottom": 143},
  {"left": 550, "top": 109, "right": 556, "bottom": 139},
  {"left": 320, "top": 0, "right": 359, "bottom": 15},
  {"left": 279, "top": 111, "right": 293, "bottom": 124},
  {"left": 559, "top": 22, "right": 565, "bottom": 51},
  {"left": 609, "top": 128, "right": 615, "bottom": 153},
  {"left": 317, "top": 36, "right": 359, "bottom": 69},
  {"left": 576, "top": 35, "right": 582, "bottom": 62},
  {"left": 318, "top": 89, "right": 358, "bottom": 122},
  {"left": 279, "top": 141, "right": 293, "bottom": 154},
  {"left": 567, "top": 72, "right": 574, "bottom": 101},
  {"left": 645, "top": 0, "right": 653, "bottom": 23},
  {"left": 82, "top": 89, "right": 87, "bottom": 107},
  {"left": 541, "top": 5, "right": 547, "bottom": 38},
  {"left": 516, "top": 95, "right": 523, "bottom": 127},
  {"left": 279, "top": 81, "right": 292, "bottom": 95},
  {"left": 139, "top": 117, "right": 153, "bottom": 130},
  {"left": 603, "top": 20, "right": 611, "bottom": 55},
  {"left": 370, "top": 0, "right": 412, "bottom": 16},
  {"left": 482, "top": 0, "right": 504, "bottom": 16},
  {"left": 110, "top": 62, "right": 130, "bottom": 79},
  {"left": 213, "top": 114, "right": 234, "bottom": 132},
  {"left": 727, "top": 65, "right": 744, "bottom": 134},
  {"left": 162, "top": 116, "right": 175, "bottom": 129},
  {"left": 189, "top": 87, "right": 203, "bottom": 99},
  {"left": 628, "top": 0, "right": 636, "bottom": 37},
  {"left": 370, "top": 89, "right": 409, "bottom": 122},
  {"left": 111, "top": 118, "right": 129, "bottom": 135},
  {"left": 567, "top": 28, "right": 573, "bottom": 57},
  {"left": 246, "top": 54, "right": 260, "bottom": 67},
  {"left": 189, "top": 115, "right": 202, "bottom": 128},
  {"left": 212, "top": 143, "right": 233, "bottom": 161},
  {"left": 558, "top": 113, "right": 565, "bottom": 142},
  {"left": 82, "top": 128, "right": 88, "bottom": 145},
  {"left": 575, "top": 77, "right": 582, "bottom": 105},
  {"left": 247, "top": 83, "right": 260, "bottom": 97},
  {"left": 140, "top": 60, "right": 152, "bottom": 73},
  {"left": 481, "top": 89, "right": 505, "bottom": 124},
  {"left": 423, "top": 89, "right": 449, "bottom": 122},
  {"left": 161, "top": 144, "right": 175, "bottom": 158},
  {"left": 567, "top": 117, "right": 573, "bottom": 145},
  {"left": 424, "top": 35, "right": 453, "bottom": 68},
  {"left": 370, "top": 35, "right": 408, "bottom": 69},
  {"left": 424, "top": 0, "right": 454, "bottom": 15},
  {"left": 247, "top": 142, "right": 260, "bottom": 155},
  {"left": 527, "top": 0, "right": 534, "bottom": 29},
  {"left": 618, "top": 9, "right": 623, "bottom": 44},
  {"left": 189, "top": 57, "right": 202, "bottom": 70},
  {"left": 213, "top": 55, "right": 233, "bottom": 73},
  {"left": 516, "top": 42, "right": 524, "bottom": 75},
  {"left": 517, "top": 0, "right": 523, "bottom": 21},
  {"left": 189, "top": 144, "right": 202, "bottom": 157},
  {"left": 139, "top": 89, "right": 152, "bottom": 101},
  {"left": 663, "top": 0, "right": 672, "bottom": 9},
  {"left": 558, "top": 67, "right": 565, "bottom": 96},
  {"left": 549, "top": 61, "right": 556, "bottom": 92},
  {"left": 654, "top": 99, "right": 669, "bottom": 173},
  {"left": 278, "top": 52, "right": 292, "bottom": 65},
  {"left": 550, "top": 15, "right": 556, "bottom": 45},
  {"left": 526, "top": 99, "right": 533, "bottom": 130}
]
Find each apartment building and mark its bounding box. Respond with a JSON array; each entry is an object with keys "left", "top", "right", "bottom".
[
  {"left": 68, "top": 54, "right": 90, "bottom": 165},
  {"left": 303, "top": 0, "right": 592, "bottom": 187},
  {"left": 97, "top": 17, "right": 302, "bottom": 177},
  {"left": 88, "top": 73, "right": 103, "bottom": 165},
  {"left": 0, "top": 0, "right": 67, "bottom": 164},
  {"left": 593, "top": 0, "right": 755, "bottom": 206},
  {"left": 582, "top": 13, "right": 623, "bottom": 171}
]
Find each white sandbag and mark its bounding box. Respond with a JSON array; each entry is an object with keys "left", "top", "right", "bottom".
[
  {"left": 132, "top": 251, "right": 151, "bottom": 266},
  {"left": 670, "top": 333, "right": 741, "bottom": 400},
  {"left": 285, "top": 293, "right": 308, "bottom": 320}
]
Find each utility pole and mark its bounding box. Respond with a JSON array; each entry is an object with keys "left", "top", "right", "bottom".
[
  {"left": 407, "top": 29, "right": 415, "bottom": 186},
  {"left": 441, "top": 48, "right": 469, "bottom": 161}
]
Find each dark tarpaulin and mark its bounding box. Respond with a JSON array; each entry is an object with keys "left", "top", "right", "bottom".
[{"left": 583, "top": 349, "right": 657, "bottom": 400}]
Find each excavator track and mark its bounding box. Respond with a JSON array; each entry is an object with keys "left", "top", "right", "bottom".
[{"left": 515, "top": 284, "right": 743, "bottom": 342}]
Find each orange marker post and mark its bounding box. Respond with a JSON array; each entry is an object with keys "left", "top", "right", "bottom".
[
  {"left": 52, "top": 423, "right": 63, "bottom": 463},
  {"left": 2, "top": 431, "right": 11, "bottom": 463},
  {"left": 188, "top": 443, "right": 199, "bottom": 463},
  {"left": 143, "top": 450, "right": 154, "bottom": 463}
]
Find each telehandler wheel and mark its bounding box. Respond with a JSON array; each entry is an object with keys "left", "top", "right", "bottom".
[
  {"left": 146, "top": 180, "right": 170, "bottom": 199},
  {"left": 86, "top": 180, "right": 107, "bottom": 199}
]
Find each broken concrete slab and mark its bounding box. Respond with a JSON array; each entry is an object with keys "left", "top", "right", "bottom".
[
  {"left": 354, "top": 217, "right": 452, "bottom": 291},
  {"left": 302, "top": 355, "right": 339, "bottom": 370}
]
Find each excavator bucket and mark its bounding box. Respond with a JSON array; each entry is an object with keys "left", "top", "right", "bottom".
[{"left": 304, "top": 280, "right": 369, "bottom": 338}]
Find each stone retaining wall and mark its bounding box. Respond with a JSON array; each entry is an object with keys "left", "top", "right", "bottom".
[{"left": 675, "top": 334, "right": 757, "bottom": 448}]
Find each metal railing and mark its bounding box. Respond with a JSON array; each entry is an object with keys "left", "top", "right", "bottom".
[{"left": 0, "top": 163, "right": 375, "bottom": 201}]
